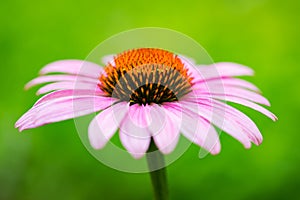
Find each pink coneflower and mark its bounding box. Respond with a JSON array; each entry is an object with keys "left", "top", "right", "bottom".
[{"left": 15, "top": 48, "right": 277, "bottom": 159}]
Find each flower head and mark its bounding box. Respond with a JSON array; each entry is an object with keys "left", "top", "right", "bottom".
[
  {"left": 15, "top": 48, "right": 277, "bottom": 158},
  {"left": 99, "top": 48, "right": 193, "bottom": 105}
]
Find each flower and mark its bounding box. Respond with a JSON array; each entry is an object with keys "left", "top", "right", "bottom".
[{"left": 15, "top": 48, "right": 277, "bottom": 158}]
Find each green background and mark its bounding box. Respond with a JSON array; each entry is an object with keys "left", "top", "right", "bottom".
[{"left": 0, "top": 0, "right": 299, "bottom": 199}]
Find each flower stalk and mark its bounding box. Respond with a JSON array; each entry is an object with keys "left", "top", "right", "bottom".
[{"left": 146, "top": 139, "right": 169, "bottom": 200}]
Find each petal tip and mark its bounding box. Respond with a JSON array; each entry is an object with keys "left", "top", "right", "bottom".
[
  {"left": 210, "top": 150, "right": 220, "bottom": 155},
  {"left": 130, "top": 152, "right": 145, "bottom": 159},
  {"left": 88, "top": 130, "right": 106, "bottom": 150},
  {"left": 18, "top": 126, "right": 27, "bottom": 132},
  {"left": 39, "top": 69, "right": 46, "bottom": 75},
  {"left": 14, "top": 123, "right": 21, "bottom": 130},
  {"left": 89, "top": 142, "right": 105, "bottom": 150},
  {"left": 210, "top": 145, "right": 221, "bottom": 155},
  {"left": 158, "top": 147, "right": 174, "bottom": 155},
  {"left": 272, "top": 114, "right": 278, "bottom": 121},
  {"left": 24, "top": 84, "right": 31, "bottom": 90},
  {"left": 244, "top": 141, "right": 252, "bottom": 149}
]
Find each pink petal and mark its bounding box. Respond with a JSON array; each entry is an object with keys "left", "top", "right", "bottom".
[
  {"left": 17, "top": 95, "right": 114, "bottom": 125},
  {"left": 195, "top": 62, "right": 254, "bottom": 80},
  {"left": 210, "top": 95, "right": 277, "bottom": 121},
  {"left": 88, "top": 102, "right": 129, "bottom": 149},
  {"left": 34, "top": 90, "right": 76, "bottom": 105},
  {"left": 182, "top": 94, "right": 266, "bottom": 145},
  {"left": 119, "top": 104, "right": 151, "bottom": 159},
  {"left": 210, "top": 100, "right": 262, "bottom": 143},
  {"left": 25, "top": 75, "right": 97, "bottom": 90},
  {"left": 36, "top": 81, "right": 98, "bottom": 95},
  {"left": 174, "top": 101, "right": 252, "bottom": 148},
  {"left": 183, "top": 62, "right": 253, "bottom": 86},
  {"left": 148, "top": 104, "right": 180, "bottom": 154},
  {"left": 194, "top": 77, "right": 260, "bottom": 92},
  {"left": 163, "top": 103, "right": 221, "bottom": 154},
  {"left": 39, "top": 60, "right": 103, "bottom": 78},
  {"left": 33, "top": 89, "right": 103, "bottom": 106},
  {"left": 15, "top": 96, "right": 115, "bottom": 131},
  {"left": 192, "top": 86, "right": 270, "bottom": 106},
  {"left": 182, "top": 98, "right": 263, "bottom": 146},
  {"left": 119, "top": 131, "right": 151, "bottom": 159}
]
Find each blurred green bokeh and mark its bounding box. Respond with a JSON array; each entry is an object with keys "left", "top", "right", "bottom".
[{"left": 1, "top": 0, "right": 299, "bottom": 199}]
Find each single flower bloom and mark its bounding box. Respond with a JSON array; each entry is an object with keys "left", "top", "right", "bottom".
[{"left": 15, "top": 48, "right": 277, "bottom": 158}]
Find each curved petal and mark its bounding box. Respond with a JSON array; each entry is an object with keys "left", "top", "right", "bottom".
[
  {"left": 171, "top": 101, "right": 252, "bottom": 148},
  {"left": 39, "top": 60, "right": 103, "bottom": 78},
  {"left": 16, "top": 95, "right": 115, "bottom": 126},
  {"left": 119, "top": 104, "right": 151, "bottom": 159},
  {"left": 194, "top": 77, "right": 260, "bottom": 92},
  {"left": 182, "top": 94, "right": 272, "bottom": 145},
  {"left": 209, "top": 99, "right": 265, "bottom": 145},
  {"left": 25, "top": 75, "right": 97, "bottom": 89},
  {"left": 192, "top": 86, "right": 270, "bottom": 106},
  {"left": 194, "top": 62, "right": 254, "bottom": 81},
  {"left": 163, "top": 103, "right": 221, "bottom": 154},
  {"left": 148, "top": 104, "right": 180, "bottom": 154},
  {"left": 88, "top": 102, "right": 128, "bottom": 149},
  {"left": 119, "top": 131, "right": 151, "bottom": 159},
  {"left": 211, "top": 95, "right": 277, "bottom": 121},
  {"left": 36, "top": 81, "right": 98, "bottom": 95},
  {"left": 15, "top": 96, "right": 115, "bottom": 131},
  {"left": 33, "top": 89, "right": 104, "bottom": 106}
]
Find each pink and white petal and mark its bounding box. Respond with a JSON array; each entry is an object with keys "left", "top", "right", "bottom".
[
  {"left": 212, "top": 95, "right": 277, "bottom": 121},
  {"left": 36, "top": 81, "right": 98, "bottom": 95},
  {"left": 183, "top": 98, "right": 263, "bottom": 145},
  {"left": 163, "top": 103, "right": 221, "bottom": 154},
  {"left": 178, "top": 101, "right": 252, "bottom": 148},
  {"left": 88, "top": 102, "right": 129, "bottom": 149},
  {"left": 129, "top": 104, "right": 152, "bottom": 128},
  {"left": 206, "top": 62, "right": 254, "bottom": 77},
  {"left": 33, "top": 89, "right": 104, "bottom": 106},
  {"left": 193, "top": 87, "right": 270, "bottom": 106},
  {"left": 192, "top": 62, "right": 254, "bottom": 83},
  {"left": 194, "top": 118, "right": 221, "bottom": 155},
  {"left": 194, "top": 77, "right": 260, "bottom": 92},
  {"left": 183, "top": 93, "right": 274, "bottom": 143},
  {"left": 16, "top": 95, "right": 115, "bottom": 127},
  {"left": 119, "top": 130, "right": 151, "bottom": 159},
  {"left": 119, "top": 104, "right": 151, "bottom": 159},
  {"left": 34, "top": 90, "right": 76, "bottom": 106},
  {"left": 25, "top": 75, "right": 97, "bottom": 89},
  {"left": 210, "top": 99, "right": 264, "bottom": 145},
  {"left": 39, "top": 60, "right": 103, "bottom": 78},
  {"left": 16, "top": 96, "right": 116, "bottom": 131},
  {"left": 148, "top": 104, "right": 180, "bottom": 154},
  {"left": 16, "top": 97, "right": 93, "bottom": 129},
  {"left": 220, "top": 78, "right": 260, "bottom": 92}
]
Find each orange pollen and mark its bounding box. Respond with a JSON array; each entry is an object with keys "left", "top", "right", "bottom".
[{"left": 99, "top": 48, "right": 193, "bottom": 105}]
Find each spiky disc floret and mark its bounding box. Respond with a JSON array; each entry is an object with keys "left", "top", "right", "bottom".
[{"left": 99, "top": 48, "right": 193, "bottom": 105}]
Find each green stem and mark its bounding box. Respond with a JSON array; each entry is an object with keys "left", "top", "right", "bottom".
[{"left": 146, "top": 139, "right": 169, "bottom": 200}]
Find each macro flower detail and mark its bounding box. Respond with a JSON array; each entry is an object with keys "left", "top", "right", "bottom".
[
  {"left": 15, "top": 48, "right": 277, "bottom": 159},
  {"left": 99, "top": 48, "right": 193, "bottom": 105}
]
